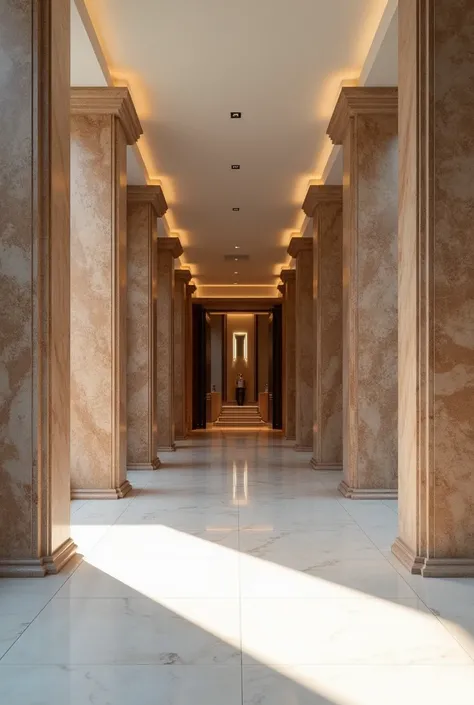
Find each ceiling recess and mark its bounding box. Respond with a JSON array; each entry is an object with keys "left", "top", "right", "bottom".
[
  {"left": 224, "top": 254, "right": 249, "bottom": 261},
  {"left": 230, "top": 112, "right": 242, "bottom": 119}
]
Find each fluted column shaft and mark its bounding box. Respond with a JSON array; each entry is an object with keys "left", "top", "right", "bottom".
[
  {"left": 327, "top": 87, "right": 398, "bottom": 499},
  {"left": 303, "top": 186, "right": 343, "bottom": 471},
  {"left": 157, "top": 237, "right": 183, "bottom": 451},
  {"left": 127, "top": 186, "right": 167, "bottom": 469},
  {"left": 393, "top": 0, "right": 474, "bottom": 577},
  {"left": 287, "top": 238, "right": 313, "bottom": 451},
  {"left": 70, "top": 87, "right": 142, "bottom": 499},
  {"left": 0, "top": 0, "right": 76, "bottom": 575}
]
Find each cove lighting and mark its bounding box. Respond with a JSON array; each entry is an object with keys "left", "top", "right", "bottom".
[{"left": 233, "top": 332, "right": 248, "bottom": 362}]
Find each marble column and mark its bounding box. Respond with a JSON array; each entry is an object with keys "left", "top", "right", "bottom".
[
  {"left": 0, "top": 0, "right": 76, "bottom": 575},
  {"left": 303, "top": 185, "right": 343, "bottom": 471},
  {"left": 327, "top": 87, "right": 398, "bottom": 499},
  {"left": 287, "top": 238, "right": 313, "bottom": 451},
  {"left": 127, "top": 185, "right": 167, "bottom": 469},
  {"left": 70, "top": 87, "right": 142, "bottom": 499},
  {"left": 174, "top": 269, "right": 192, "bottom": 440},
  {"left": 185, "top": 283, "right": 196, "bottom": 435},
  {"left": 393, "top": 0, "right": 474, "bottom": 577},
  {"left": 280, "top": 269, "right": 296, "bottom": 441},
  {"left": 157, "top": 237, "right": 183, "bottom": 451}
]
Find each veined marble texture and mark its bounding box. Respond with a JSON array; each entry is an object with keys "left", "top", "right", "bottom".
[
  {"left": 70, "top": 114, "right": 129, "bottom": 498},
  {"left": 174, "top": 271, "right": 191, "bottom": 440},
  {"left": 156, "top": 238, "right": 182, "bottom": 451},
  {"left": 281, "top": 270, "right": 296, "bottom": 440},
  {"left": 0, "top": 0, "right": 74, "bottom": 573},
  {"left": 342, "top": 111, "right": 398, "bottom": 497},
  {"left": 288, "top": 240, "right": 313, "bottom": 450},
  {"left": 127, "top": 198, "right": 158, "bottom": 467},
  {"left": 311, "top": 194, "right": 343, "bottom": 469},
  {"left": 2, "top": 432, "right": 474, "bottom": 704},
  {"left": 395, "top": 0, "right": 474, "bottom": 575}
]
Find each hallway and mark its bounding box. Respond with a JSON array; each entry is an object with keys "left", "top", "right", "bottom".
[{"left": 1, "top": 432, "right": 474, "bottom": 704}]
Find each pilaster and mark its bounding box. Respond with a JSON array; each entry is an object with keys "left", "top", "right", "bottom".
[
  {"left": 127, "top": 185, "right": 167, "bottom": 470},
  {"left": 70, "top": 86, "right": 142, "bottom": 499},
  {"left": 303, "top": 185, "right": 343, "bottom": 471},
  {"left": 0, "top": 0, "right": 76, "bottom": 574},
  {"left": 287, "top": 238, "right": 313, "bottom": 451},
  {"left": 328, "top": 86, "right": 398, "bottom": 499},
  {"left": 157, "top": 237, "right": 183, "bottom": 451},
  {"left": 280, "top": 269, "right": 296, "bottom": 441},
  {"left": 174, "top": 269, "right": 192, "bottom": 440}
]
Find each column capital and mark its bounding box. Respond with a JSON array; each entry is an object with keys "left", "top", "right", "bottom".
[
  {"left": 277, "top": 283, "right": 285, "bottom": 296},
  {"left": 127, "top": 185, "right": 168, "bottom": 217},
  {"left": 175, "top": 269, "right": 192, "bottom": 284},
  {"left": 287, "top": 237, "right": 312, "bottom": 259},
  {"left": 327, "top": 87, "right": 398, "bottom": 145},
  {"left": 186, "top": 283, "right": 197, "bottom": 296},
  {"left": 71, "top": 87, "right": 143, "bottom": 145},
  {"left": 157, "top": 236, "right": 183, "bottom": 258},
  {"left": 280, "top": 268, "right": 296, "bottom": 284},
  {"left": 302, "top": 185, "right": 343, "bottom": 217}
]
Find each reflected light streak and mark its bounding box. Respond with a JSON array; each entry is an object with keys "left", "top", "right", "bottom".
[{"left": 77, "top": 524, "right": 474, "bottom": 705}]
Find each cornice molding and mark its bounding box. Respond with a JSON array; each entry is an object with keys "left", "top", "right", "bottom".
[
  {"left": 71, "top": 87, "right": 143, "bottom": 145},
  {"left": 186, "top": 283, "right": 197, "bottom": 296},
  {"left": 277, "top": 284, "right": 285, "bottom": 296},
  {"left": 287, "top": 237, "right": 313, "bottom": 258},
  {"left": 175, "top": 269, "right": 192, "bottom": 284},
  {"left": 302, "top": 185, "right": 343, "bottom": 217},
  {"left": 157, "top": 236, "right": 183, "bottom": 259},
  {"left": 280, "top": 268, "right": 296, "bottom": 283},
  {"left": 127, "top": 185, "right": 168, "bottom": 217},
  {"left": 327, "top": 87, "right": 398, "bottom": 145}
]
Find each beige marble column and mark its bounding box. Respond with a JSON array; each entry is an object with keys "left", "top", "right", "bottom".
[
  {"left": 280, "top": 270, "right": 296, "bottom": 441},
  {"left": 157, "top": 237, "right": 183, "bottom": 451},
  {"left": 327, "top": 87, "right": 398, "bottom": 499},
  {"left": 185, "top": 283, "right": 196, "bottom": 435},
  {"left": 393, "top": 0, "right": 474, "bottom": 577},
  {"left": 0, "top": 0, "right": 76, "bottom": 575},
  {"left": 70, "top": 87, "right": 142, "bottom": 499},
  {"left": 287, "top": 238, "right": 313, "bottom": 451},
  {"left": 303, "top": 185, "right": 343, "bottom": 471},
  {"left": 174, "top": 269, "right": 192, "bottom": 440},
  {"left": 127, "top": 185, "right": 167, "bottom": 469}
]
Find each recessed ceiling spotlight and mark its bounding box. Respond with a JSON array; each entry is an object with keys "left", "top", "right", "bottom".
[
  {"left": 234, "top": 271, "right": 239, "bottom": 275},
  {"left": 230, "top": 112, "right": 242, "bottom": 119},
  {"left": 234, "top": 245, "right": 240, "bottom": 249},
  {"left": 234, "top": 282, "right": 238, "bottom": 285},
  {"left": 235, "top": 258, "right": 239, "bottom": 261},
  {"left": 232, "top": 207, "right": 240, "bottom": 212},
  {"left": 231, "top": 164, "right": 240, "bottom": 170}
]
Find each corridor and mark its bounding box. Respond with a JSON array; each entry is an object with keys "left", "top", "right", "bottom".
[{"left": 1, "top": 432, "right": 474, "bottom": 704}]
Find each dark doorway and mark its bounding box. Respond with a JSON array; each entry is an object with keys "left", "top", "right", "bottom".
[
  {"left": 192, "top": 304, "right": 207, "bottom": 429},
  {"left": 271, "top": 304, "right": 283, "bottom": 429}
]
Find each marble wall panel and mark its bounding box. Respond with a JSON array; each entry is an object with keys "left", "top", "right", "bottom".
[
  {"left": 0, "top": 0, "right": 75, "bottom": 575},
  {"left": 157, "top": 245, "right": 176, "bottom": 450},
  {"left": 394, "top": 0, "right": 474, "bottom": 576},
  {"left": 70, "top": 114, "right": 130, "bottom": 498}
]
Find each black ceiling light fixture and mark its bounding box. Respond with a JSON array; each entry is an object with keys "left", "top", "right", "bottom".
[
  {"left": 231, "top": 164, "right": 240, "bottom": 170},
  {"left": 230, "top": 111, "right": 242, "bottom": 119}
]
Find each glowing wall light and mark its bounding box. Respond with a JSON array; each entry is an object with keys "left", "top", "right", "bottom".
[{"left": 232, "top": 332, "right": 248, "bottom": 363}]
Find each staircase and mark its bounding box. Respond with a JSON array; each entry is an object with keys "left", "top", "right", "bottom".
[{"left": 214, "top": 404, "right": 266, "bottom": 427}]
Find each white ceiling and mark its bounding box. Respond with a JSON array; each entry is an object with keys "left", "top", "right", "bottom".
[{"left": 72, "top": 0, "right": 397, "bottom": 288}]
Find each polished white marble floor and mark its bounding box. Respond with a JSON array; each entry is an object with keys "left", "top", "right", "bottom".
[{"left": 2, "top": 430, "right": 474, "bottom": 704}]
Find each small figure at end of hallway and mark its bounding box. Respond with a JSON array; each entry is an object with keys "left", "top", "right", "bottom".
[{"left": 236, "top": 373, "right": 246, "bottom": 406}]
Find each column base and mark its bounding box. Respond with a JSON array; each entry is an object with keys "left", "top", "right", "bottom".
[
  {"left": 128, "top": 458, "right": 161, "bottom": 471},
  {"left": 311, "top": 458, "right": 342, "bottom": 471},
  {"left": 294, "top": 444, "right": 312, "bottom": 452},
  {"left": 0, "top": 538, "right": 77, "bottom": 578},
  {"left": 71, "top": 479, "right": 132, "bottom": 500},
  {"left": 157, "top": 444, "right": 176, "bottom": 452},
  {"left": 392, "top": 537, "right": 474, "bottom": 577},
  {"left": 338, "top": 480, "right": 397, "bottom": 500}
]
